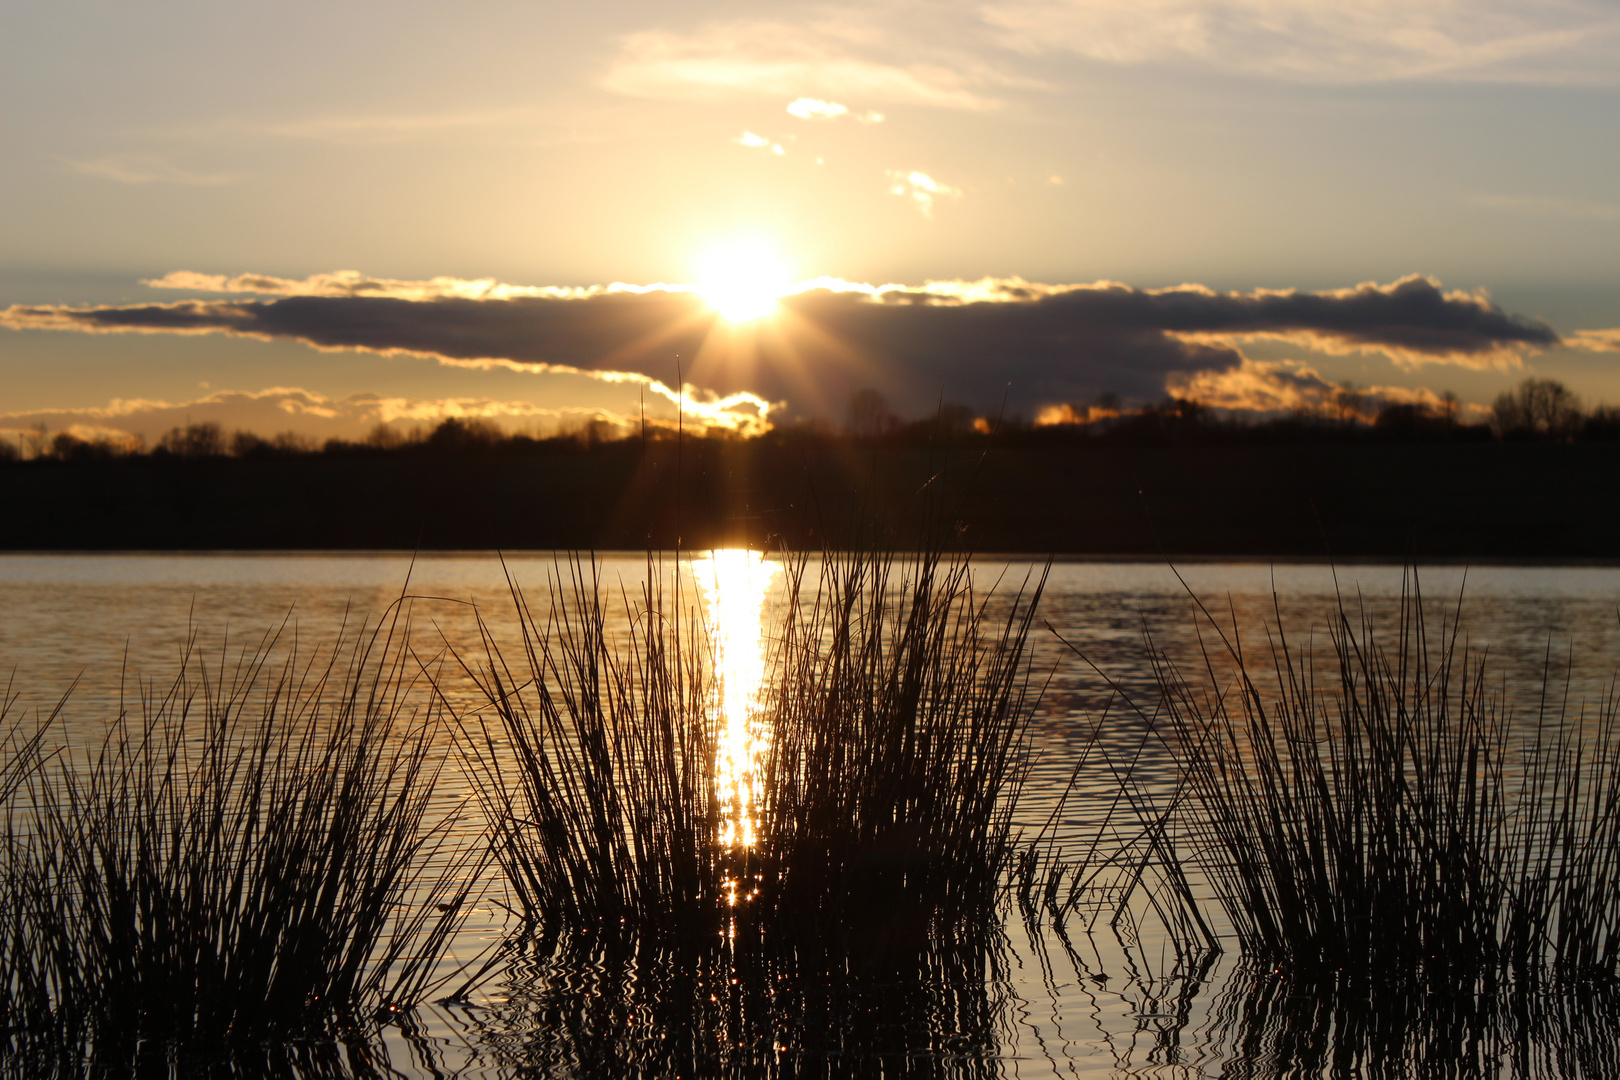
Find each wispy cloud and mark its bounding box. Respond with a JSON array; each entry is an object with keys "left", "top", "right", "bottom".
[
  {"left": 134, "top": 107, "right": 544, "bottom": 147},
  {"left": 1166, "top": 357, "right": 1470, "bottom": 415},
  {"left": 1471, "top": 193, "right": 1620, "bottom": 222},
  {"left": 0, "top": 387, "right": 655, "bottom": 445},
  {"left": 67, "top": 154, "right": 239, "bottom": 185},
  {"left": 982, "top": 0, "right": 1620, "bottom": 85},
  {"left": 257, "top": 107, "right": 538, "bottom": 145},
  {"left": 601, "top": 19, "right": 1008, "bottom": 110},
  {"left": 3, "top": 270, "right": 1559, "bottom": 422},
  {"left": 1566, "top": 328, "right": 1620, "bottom": 352},
  {"left": 887, "top": 170, "right": 963, "bottom": 216},
  {"left": 141, "top": 269, "right": 683, "bottom": 301}
]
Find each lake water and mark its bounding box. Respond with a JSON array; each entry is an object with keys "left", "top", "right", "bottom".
[{"left": 3, "top": 552, "right": 1619, "bottom": 1077}]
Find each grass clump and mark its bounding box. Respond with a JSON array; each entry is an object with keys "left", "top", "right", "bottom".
[
  {"left": 453, "top": 548, "right": 1046, "bottom": 953},
  {"left": 0, "top": 616, "right": 471, "bottom": 1070},
  {"left": 759, "top": 550, "right": 1046, "bottom": 951},
  {"left": 1148, "top": 573, "right": 1620, "bottom": 988}
]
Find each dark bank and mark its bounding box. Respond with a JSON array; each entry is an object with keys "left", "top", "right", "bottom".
[{"left": 4, "top": 418, "right": 1620, "bottom": 558}]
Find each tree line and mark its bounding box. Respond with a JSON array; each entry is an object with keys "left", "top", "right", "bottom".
[{"left": 5, "top": 377, "right": 1618, "bottom": 466}]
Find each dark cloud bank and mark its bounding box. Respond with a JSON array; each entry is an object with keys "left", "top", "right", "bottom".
[{"left": 3, "top": 276, "right": 1559, "bottom": 419}]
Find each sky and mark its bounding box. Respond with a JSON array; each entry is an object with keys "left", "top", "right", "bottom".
[{"left": 3, "top": 0, "right": 1618, "bottom": 444}]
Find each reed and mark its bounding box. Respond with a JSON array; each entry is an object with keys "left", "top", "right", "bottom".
[
  {"left": 1143, "top": 572, "right": 1620, "bottom": 985},
  {"left": 452, "top": 548, "right": 1046, "bottom": 952},
  {"left": 759, "top": 549, "right": 1047, "bottom": 949},
  {"left": 0, "top": 613, "right": 472, "bottom": 1068},
  {"left": 453, "top": 556, "right": 721, "bottom": 942}
]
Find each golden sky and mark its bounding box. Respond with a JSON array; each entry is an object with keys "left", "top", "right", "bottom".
[{"left": 3, "top": 0, "right": 1618, "bottom": 442}]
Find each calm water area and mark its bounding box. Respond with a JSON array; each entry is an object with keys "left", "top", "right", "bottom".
[{"left": 3, "top": 552, "right": 1619, "bottom": 1077}]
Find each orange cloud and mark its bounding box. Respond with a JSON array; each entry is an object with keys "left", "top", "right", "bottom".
[
  {"left": 1566, "top": 328, "right": 1620, "bottom": 352},
  {"left": 1165, "top": 357, "right": 1474, "bottom": 416},
  {"left": 0, "top": 387, "right": 706, "bottom": 446}
]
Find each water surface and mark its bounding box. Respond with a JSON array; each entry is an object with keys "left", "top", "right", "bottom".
[{"left": 3, "top": 552, "right": 1618, "bottom": 1076}]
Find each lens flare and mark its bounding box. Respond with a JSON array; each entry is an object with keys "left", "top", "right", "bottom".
[{"left": 691, "top": 549, "right": 779, "bottom": 852}]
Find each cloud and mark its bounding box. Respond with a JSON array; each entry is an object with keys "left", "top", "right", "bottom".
[
  {"left": 141, "top": 269, "right": 671, "bottom": 301},
  {"left": 1157, "top": 276, "right": 1550, "bottom": 371},
  {"left": 1471, "top": 193, "right": 1620, "bottom": 222},
  {"left": 1566, "top": 329, "right": 1620, "bottom": 352},
  {"left": 0, "top": 387, "right": 659, "bottom": 447},
  {"left": 786, "top": 97, "right": 885, "bottom": 122},
  {"left": 3, "top": 271, "right": 1557, "bottom": 422},
  {"left": 259, "top": 108, "right": 537, "bottom": 145},
  {"left": 133, "top": 107, "right": 545, "bottom": 147},
  {"left": 788, "top": 97, "right": 849, "bottom": 120},
  {"left": 1165, "top": 357, "right": 1468, "bottom": 415},
  {"left": 982, "top": 0, "right": 1620, "bottom": 85},
  {"left": 601, "top": 20, "right": 1007, "bottom": 110},
  {"left": 68, "top": 155, "right": 239, "bottom": 185},
  {"left": 887, "top": 170, "right": 963, "bottom": 216},
  {"left": 735, "top": 131, "right": 786, "bottom": 154}
]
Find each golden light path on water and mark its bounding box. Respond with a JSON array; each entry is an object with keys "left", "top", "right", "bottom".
[{"left": 690, "top": 550, "right": 780, "bottom": 860}]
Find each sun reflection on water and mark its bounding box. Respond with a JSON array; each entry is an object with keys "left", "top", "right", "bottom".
[{"left": 691, "top": 549, "right": 779, "bottom": 857}]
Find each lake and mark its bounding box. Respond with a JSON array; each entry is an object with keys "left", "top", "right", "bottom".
[{"left": 3, "top": 552, "right": 1618, "bottom": 1077}]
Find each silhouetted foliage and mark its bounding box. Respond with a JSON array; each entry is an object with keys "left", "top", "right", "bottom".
[
  {"left": 1581, "top": 405, "right": 1620, "bottom": 442},
  {"left": 155, "top": 422, "right": 225, "bottom": 458},
  {"left": 847, "top": 388, "right": 900, "bottom": 439},
  {"left": 46, "top": 434, "right": 119, "bottom": 463},
  {"left": 425, "top": 417, "right": 504, "bottom": 453},
  {"left": 1493, "top": 378, "right": 1584, "bottom": 441}
]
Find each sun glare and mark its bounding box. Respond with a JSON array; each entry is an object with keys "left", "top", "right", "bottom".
[
  {"left": 691, "top": 549, "right": 780, "bottom": 854},
  {"left": 695, "top": 238, "right": 791, "bottom": 322}
]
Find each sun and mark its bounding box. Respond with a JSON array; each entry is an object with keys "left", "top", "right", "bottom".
[{"left": 694, "top": 238, "right": 792, "bottom": 322}]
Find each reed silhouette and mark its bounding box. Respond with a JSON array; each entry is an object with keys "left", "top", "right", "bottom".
[
  {"left": 451, "top": 548, "right": 1047, "bottom": 954},
  {"left": 0, "top": 613, "right": 474, "bottom": 1072},
  {"left": 1137, "top": 573, "right": 1620, "bottom": 988}
]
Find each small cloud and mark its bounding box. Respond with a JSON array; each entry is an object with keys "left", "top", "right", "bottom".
[
  {"left": 788, "top": 97, "right": 848, "bottom": 120},
  {"left": 786, "top": 97, "right": 886, "bottom": 123},
  {"left": 735, "top": 131, "right": 786, "bottom": 154},
  {"left": 886, "top": 169, "right": 962, "bottom": 217},
  {"left": 1471, "top": 193, "right": 1620, "bottom": 222},
  {"left": 68, "top": 154, "right": 239, "bottom": 186},
  {"left": 1048, "top": 174, "right": 1064, "bottom": 185}
]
